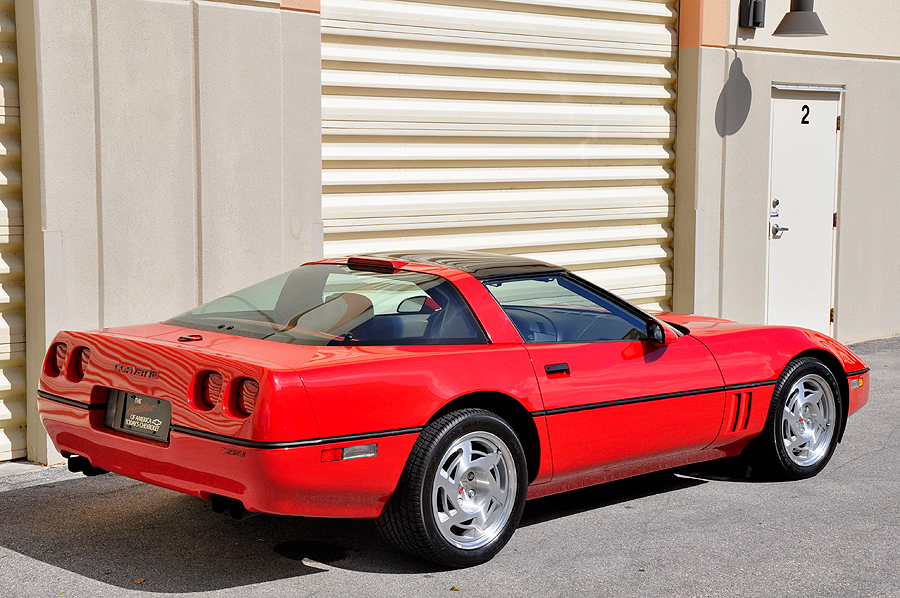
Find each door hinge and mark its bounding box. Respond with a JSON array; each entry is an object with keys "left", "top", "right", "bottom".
[
  {"left": 833, "top": 212, "right": 837, "bottom": 227},
  {"left": 836, "top": 115, "right": 841, "bottom": 131},
  {"left": 830, "top": 308, "right": 834, "bottom": 323}
]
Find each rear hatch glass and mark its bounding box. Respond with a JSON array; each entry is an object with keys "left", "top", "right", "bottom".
[{"left": 165, "top": 263, "right": 487, "bottom": 346}]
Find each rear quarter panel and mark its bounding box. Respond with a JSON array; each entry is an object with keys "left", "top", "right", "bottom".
[{"left": 298, "top": 344, "right": 543, "bottom": 438}]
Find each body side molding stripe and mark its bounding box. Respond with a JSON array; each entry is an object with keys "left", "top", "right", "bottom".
[
  {"left": 723, "top": 379, "right": 778, "bottom": 391},
  {"left": 39, "top": 390, "right": 422, "bottom": 448},
  {"left": 38, "top": 390, "right": 106, "bottom": 410},
  {"left": 846, "top": 368, "right": 870, "bottom": 377},
  {"left": 530, "top": 379, "right": 779, "bottom": 417},
  {"left": 171, "top": 424, "right": 423, "bottom": 449}
]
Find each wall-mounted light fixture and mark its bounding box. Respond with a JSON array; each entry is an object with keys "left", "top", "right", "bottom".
[
  {"left": 773, "top": 0, "right": 827, "bottom": 36},
  {"left": 739, "top": 0, "right": 766, "bottom": 28}
]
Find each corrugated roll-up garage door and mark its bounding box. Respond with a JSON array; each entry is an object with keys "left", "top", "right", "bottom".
[
  {"left": 321, "top": 0, "right": 677, "bottom": 309},
  {"left": 0, "top": 1, "right": 24, "bottom": 461}
]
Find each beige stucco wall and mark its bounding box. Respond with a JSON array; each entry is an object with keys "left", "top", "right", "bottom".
[
  {"left": 675, "top": 0, "right": 900, "bottom": 344},
  {"left": 730, "top": 0, "right": 900, "bottom": 59},
  {"left": 18, "top": 0, "right": 322, "bottom": 463}
]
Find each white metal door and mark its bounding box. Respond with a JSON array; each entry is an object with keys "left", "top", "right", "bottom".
[
  {"left": 321, "top": 0, "right": 678, "bottom": 310},
  {"left": 766, "top": 90, "right": 841, "bottom": 334}
]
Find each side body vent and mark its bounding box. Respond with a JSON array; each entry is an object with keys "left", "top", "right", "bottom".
[
  {"left": 727, "top": 391, "right": 753, "bottom": 433},
  {"left": 709, "top": 386, "right": 775, "bottom": 450}
]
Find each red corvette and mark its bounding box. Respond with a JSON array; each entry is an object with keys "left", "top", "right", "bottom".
[{"left": 38, "top": 251, "right": 869, "bottom": 567}]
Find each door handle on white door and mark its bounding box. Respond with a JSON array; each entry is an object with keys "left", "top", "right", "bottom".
[{"left": 772, "top": 224, "right": 790, "bottom": 236}]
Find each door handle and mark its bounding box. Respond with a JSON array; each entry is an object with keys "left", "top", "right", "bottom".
[
  {"left": 545, "top": 363, "right": 570, "bottom": 376},
  {"left": 772, "top": 224, "right": 790, "bottom": 236}
]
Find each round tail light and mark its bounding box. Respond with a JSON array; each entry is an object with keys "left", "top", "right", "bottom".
[
  {"left": 199, "top": 372, "right": 224, "bottom": 410},
  {"left": 68, "top": 347, "right": 91, "bottom": 381},
  {"left": 47, "top": 343, "right": 68, "bottom": 377},
  {"left": 235, "top": 379, "right": 259, "bottom": 417}
]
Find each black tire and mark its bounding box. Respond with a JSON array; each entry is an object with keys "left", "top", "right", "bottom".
[
  {"left": 376, "top": 408, "right": 528, "bottom": 568},
  {"left": 750, "top": 357, "right": 843, "bottom": 480}
]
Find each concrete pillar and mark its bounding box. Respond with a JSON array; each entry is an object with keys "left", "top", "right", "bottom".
[{"left": 18, "top": 0, "right": 322, "bottom": 464}]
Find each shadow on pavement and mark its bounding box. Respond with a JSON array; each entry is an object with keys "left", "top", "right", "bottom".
[
  {"left": 0, "top": 473, "right": 431, "bottom": 593},
  {"left": 520, "top": 470, "right": 707, "bottom": 528},
  {"left": 520, "top": 454, "right": 789, "bottom": 528},
  {"left": 675, "top": 454, "right": 803, "bottom": 483},
  {"left": 0, "top": 457, "right": 772, "bottom": 590}
]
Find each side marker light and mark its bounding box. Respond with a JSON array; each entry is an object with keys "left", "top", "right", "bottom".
[{"left": 321, "top": 444, "right": 378, "bottom": 463}]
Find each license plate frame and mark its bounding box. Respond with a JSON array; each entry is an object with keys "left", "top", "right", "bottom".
[{"left": 106, "top": 390, "right": 172, "bottom": 442}]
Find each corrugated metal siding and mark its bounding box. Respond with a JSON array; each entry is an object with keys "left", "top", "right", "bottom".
[
  {"left": 0, "top": 0, "right": 24, "bottom": 461},
  {"left": 322, "top": 0, "right": 677, "bottom": 309}
]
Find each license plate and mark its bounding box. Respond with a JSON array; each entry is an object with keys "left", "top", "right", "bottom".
[{"left": 109, "top": 391, "right": 172, "bottom": 442}]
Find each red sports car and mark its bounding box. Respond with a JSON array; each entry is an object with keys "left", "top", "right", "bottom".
[{"left": 38, "top": 251, "right": 869, "bottom": 567}]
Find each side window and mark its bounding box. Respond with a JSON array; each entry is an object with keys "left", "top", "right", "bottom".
[
  {"left": 484, "top": 276, "right": 648, "bottom": 343},
  {"left": 319, "top": 272, "right": 486, "bottom": 345}
]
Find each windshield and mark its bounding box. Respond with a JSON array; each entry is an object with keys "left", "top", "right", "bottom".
[{"left": 165, "top": 263, "right": 487, "bottom": 346}]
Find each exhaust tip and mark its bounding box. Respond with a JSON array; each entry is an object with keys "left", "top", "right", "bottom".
[
  {"left": 210, "top": 495, "right": 257, "bottom": 520},
  {"left": 210, "top": 495, "right": 228, "bottom": 515},
  {"left": 67, "top": 455, "right": 89, "bottom": 473},
  {"left": 228, "top": 502, "right": 257, "bottom": 521},
  {"left": 67, "top": 456, "right": 109, "bottom": 477}
]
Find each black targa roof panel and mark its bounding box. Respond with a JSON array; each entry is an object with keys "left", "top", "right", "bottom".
[{"left": 360, "top": 250, "right": 566, "bottom": 280}]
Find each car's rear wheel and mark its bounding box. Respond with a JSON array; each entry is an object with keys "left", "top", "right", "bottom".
[
  {"left": 376, "top": 408, "right": 528, "bottom": 568},
  {"left": 753, "top": 357, "right": 843, "bottom": 479}
]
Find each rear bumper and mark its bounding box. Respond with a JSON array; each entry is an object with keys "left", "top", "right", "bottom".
[{"left": 38, "top": 395, "right": 417, "bottom": 518}]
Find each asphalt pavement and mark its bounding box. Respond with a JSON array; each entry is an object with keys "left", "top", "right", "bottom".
[{"left": 1, "top": 336, "right": 898, "bottom": 598}]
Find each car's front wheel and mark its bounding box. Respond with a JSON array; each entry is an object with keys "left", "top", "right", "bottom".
[
  {"left": 377, "top": 408, "right": 528, "bottom": 568},
  {"left": 752, "top": 356, "right": 843, "bottom": 479}
]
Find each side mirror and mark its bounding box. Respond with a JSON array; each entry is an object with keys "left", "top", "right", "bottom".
[{"left": 647, "top": 320, "right": 677, "bottom": 346}]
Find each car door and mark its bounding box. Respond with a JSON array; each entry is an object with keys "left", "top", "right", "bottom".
[{"left": 483, "top": 275, "right": 725, "bottom": 487}]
